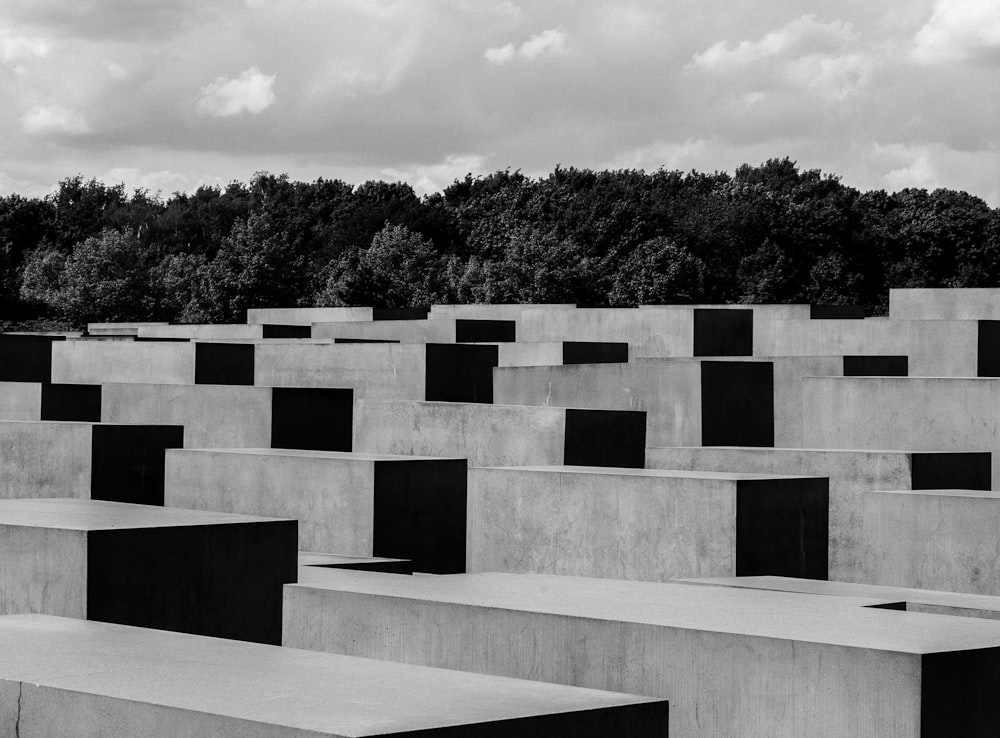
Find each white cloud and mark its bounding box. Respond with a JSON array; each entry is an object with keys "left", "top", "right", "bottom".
[
  {"left": 195, "top": 67, "right": 276, "bottom": 117},
  {"left": 485, "top": 27, "right": 567, "bottom": 65},
  {"left": 381, "top": 154, "right": 490, "bottom": 196},
  {"left": 913, "top": 0, "right": 1000, "bottom": 64},
  {"left": 99, "top": 167, "right": 210, "bottom": 196},
  {"left": 0, "top": 31, "right": 50, "bottom": 63},
  {"left": 21, "top": 105, "right": 90, "bottom": 135},
  {"left": 105, "top": 61, "right": 129, "bottom": 80},
  {"left": 691, "top": 16, "right": 857, "bottom": 71}
]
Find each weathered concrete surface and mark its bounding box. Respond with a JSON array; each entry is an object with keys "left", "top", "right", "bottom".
[
  {"left": 284, "top": 569, "right": 1000, "bottom": 738},
  {"left": 494, "top": 356, "right": 841, "bottom": 447},
  {"left": 862, "top": 489, "right": 1000, "bottom": 595},
  {"left": 86, "top": 322, "right": 169, "bottom": 336},
  {"left": 0, "top": 381, "right": 41, "bottom": 419},
  {"left": 889, "top": 288, "right": 1000, "bottom": 320},
  {"left": 0, "top": 498, "right": 296, "bottom": 643},
  {"left": 429, "top": 303, "right": 575, "bottom": 320},
  {"left": 645, "top": 447, "right": 991, "bottom": 582},
  {"left": 494, "top": 341, "right": 629, "bottom": 367},
  {"left": 0, "top": 615, "right": 668, "bottom": 738},
  {"left": 676, "top": 576, "right": 1000, "bottom": 620},
  {"left": 0, "top": 420, "right": 183, "bottom": 504},
  {"left": 312, "top": 318, "right": 516, "bottom": 343},
  {"left": 468, "top": 466, "right": 828, "bottom": 581},
  {"left": 165, "top": 448, "right": 467, "bottom": 573},
  {"left": 247, "top": 307, "right": 377, "bottom": 324},
  {"left": 753, "top": 317, "right": 981, "bottom": 375},
  {"left": 0, "top": 382, "right": 103, "bottom": 422},
  {"left": 801, "top": 376, "right": 1000, "bottom": 486},
  {"left": 136, "top": 324, "right": 264, "bottom": 339},
  {"left": 353, "top": 400, "right": 645, "bottom": 468},
  {"left": 51, "top": 340, "right": 255, "bottom": 385}
]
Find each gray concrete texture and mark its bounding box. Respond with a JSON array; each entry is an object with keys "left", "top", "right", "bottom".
[
  {"left": 51, "top": 340, "right": 210, "bottom": 384},
  {"left": 645, "top": 447, "right": 990, "bottom": 582},
  {"left": 889, "top": 288, "right": 1000, "bottom": 320},
  {"left": 0, "top": 614, "right": 668, "bottom": 737},
  {"left": 467, "top": 466, "right": 828, "bottom": 581},
  {"left": 136, "top": 324, "right": 265, "bottom": 339},
  {"left": 247, "top": 306, "right": 377, "bottom": 324},
  {"left": 429, "top": 303, "right": 576, "bottom": 320},
  {"left": 283, "top": 568, "right": 1000, "bottom": 738},
  {"left": 800, "top": 376, "right": 1000, "bottom": 486},
  {"left": 311, "top": 318, "right": 514, "bottom": 343},
  {"left": 493, "top": 356, "right": 843, "bottom": 447}
]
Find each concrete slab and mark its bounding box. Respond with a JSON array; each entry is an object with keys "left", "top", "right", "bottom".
[
  {"left": 299, "top": 552, "right": 413, "bottom": 574},
  {"left": 165, "top": 448, "right": 466, "bottom": 573},
  {"left": 752, "top": 317, "right": 995, "bottom": 376},
  {"left": 889, "top": 288, "right": 1000, "bottom": 320},
  {"left": 429, "top": 303, "right": 575, "bottom": 320},
  {"left": 247, "top": 307, "right": 429, "bottom": 324},
  {"left": 136, "top": 324, "right": 267, "bottom": 339},
  {"left": 492, "top": 341, "right": 629, "bottom": 366},
  {"left": 86, "top": 322, "right": 169, "bottom": 336},
  {"left": 0, "top": 334, "right": 66, "bottom": 382},
  {"left": 254, "top": 342, "right": 497, "bottom": 403},
  {"left": 645, "top": 446, "right": 991, "bottom": 582},
  {"left": 800, "top": 376, "right": 1000, "bottom": 486},
  {"left": 0, "top": 498, "right": 296, "bottom": 643},
  {"left": 353, "top": 400, "right": 646, "bottom": 467},
  {"left": 862, "top": 489, "right": 1000, "bottom": 595},
  {"left": 0, "top": 420, "right": 183, "bottom": 504},
  {"left": 51, "top": 340, "right": 255, "bottom": 385},
  {"left": 0, "top": 614, "right": 668, "bottom": 737},
  {"left": 676, "top": 576, "right": 1000, "bottom": 620},
  {"left": 99, "top": 383, "right": 352, "bottom": 451},
  {"left": 0, "top": 382, "right": 103, "bottom": 422},
  {"left": 312, "top": 318, "right": 517, "bottom": 343},
  {"left": 494, "top": 356, "right": 845, "bottom": 447},
  {"left": 468, "top": 466, "right": 828, "bottom": 581},
  {"left": 283, "top": 569, "right": 1000, "bottom": 737}
]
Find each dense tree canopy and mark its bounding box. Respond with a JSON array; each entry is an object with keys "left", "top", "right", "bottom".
[{"left": 2, "top": 158, "right": 999, "bottom": 328}]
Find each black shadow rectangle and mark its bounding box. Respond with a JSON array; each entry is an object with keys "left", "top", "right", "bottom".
[
  {"left": 0, "top": 335, "right": 64, "bottom": 382},
  {"left": 693, "top": 309, "right": 753, "bottom": 356},
  {"left": 87, "top": 519, "right": 297, "bottom": 645},
  {"left": 306, "top": 559, "right": 413, "bottom": 575},
  {"left": 842, "top": 355, "right": 908, "bottom": 376},
  {"left": 373, "top": 459, "right": 468, "bottom": 574},
  {"left": 563, "top": 408, "right": 646, "bottom": 468},
  {"left": 262, "top": 324, "right": 311, "bottom": 338},
  {"left": 700, "top": 361, "right": 774, "bottom": 446},
  {"left": 270, "top": 387, "right": 353, "bottom": 451},
  {"left": 425, "top": 344, "right": 498, "bottom": 403},
  {"left": 40, "top": 383, "right": 102, "bottom": 422},
  {"left": 810, "top": 304, "right": 865, "bottom": 319},
  {"left": 911, "top": 452, "right": 992, "bottom": 491},
  {"left": 455, "top": 319, "right": 516, "bottom": 343},
  {"left": 333, "top": 338, "right": 400, "bottom": 343},
  {"left": 921, "top": 648, "right": 1000, "bottom": 738},
  {"left": 90, "top": 424, "right": 185, "bottom": 506},
  {"left": 735, "top": 477, "right": 829, "bottom": 580},
  {"left": 977, "top": 321, "right": 1000, "bottom": 377},
  {"left": 194, "top": 343, "right": 255, "bottom": 385},
  {"left": 562, "top": 342, "right": 629, "bottom": 364},
  {"left": 373, "top": 307, "right": 430, "bottom": 320}
]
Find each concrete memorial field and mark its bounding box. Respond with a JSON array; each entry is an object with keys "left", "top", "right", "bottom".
[{"left": 6, "top": 292, "right": 1000, "bottom": 736}]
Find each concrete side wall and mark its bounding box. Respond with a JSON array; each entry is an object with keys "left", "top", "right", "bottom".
[
  {"left": 493, "top": 361, "right": 702, "bottom": 446},
  {"left": 253, "top": 343, "right": 426, "bottom": 398},
  {"left": 51, "top": 341, "right": 196, "bottom": 384},
  {"left": 863, "top": 491, "right": 1000, "bottom": 595},
  {"left": 137, "top": 325, "right": 264, "bottom": 339},
  {"left": 430, "top": 304, "right": 575, "bottom": 320},
  {"left": 164, "top": 450, "right": 375, "bottom": 554},
  {"left": 353, "top": 400, "right": 566, "bottom": 466},
  {"left": 518, "top": 308, "right": 695, "bottom": 357},
  {"left": 644, "top": 447, "right": 913, "bottom": 582},
  {"left": 246, "top": 307, "right": 374, "bottom": 324},
  {"left": 86, "top": 322, "right": 169, "bottom": 336},
  {"left": 801, "top": 377, "right": 1000, "bottom": 485},
  {"left": 889, "top": 288, "right": 1000, "bottom": 320},
  {"left": 312, "top": 319, "right": 457, "bottom": 342},
  {"left": 753, "top": 319, "right": 979, "bottom": 376},
  {"left": 468, "top": 468, "right": 738, "bottom": 580},
  {"left": 0, "top": 422, "right": 92, "bottom": 498},
  {"left": 101, "top": 384, "right": 272, "bottom": 448},
  {"left": 0, "top": 381, "right": 42, "bottom": 420},
  {"left": 496, "top": 343, "right": 566, "bottom": 367},
  {"left": 770, "top": 357, "right": 843, "bottom": 447},
  {"left": 0, "top": 526, "right": 87, "bottom": 617},
  {"left": 282, "top": 586, "right": 922, "bottom": 738}
]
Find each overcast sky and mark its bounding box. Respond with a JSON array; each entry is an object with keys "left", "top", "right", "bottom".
[{"left": 1, "top": 0, "right": 998, "bottom": 203}]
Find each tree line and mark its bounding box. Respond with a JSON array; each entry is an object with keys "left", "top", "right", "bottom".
[{"left": 2, "top": 157, "right": 998, "bottom": 329}]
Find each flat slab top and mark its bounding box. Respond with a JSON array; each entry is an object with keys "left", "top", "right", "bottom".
[
  {"left": 872, "top": 488, "right": 1000, "bottom": 499},
  {"left": 298, "top": 552, "right": 411, "bottom": 567},
  {"left": 677, "top": 576, "right": 1000, "bottom": 614},
  {"left": 653, "top": 445, "right": 992, "bottom": 457},
  {"left": 0, "top": 615, "right": 662, "bottom": 736},
  {"left": 0, "top": 498, "right": 291, "bottom": 531},
  {"left": 476, "top": 465, "right": 823, "bottom": 482},
  {"left": 176, "top": 448, "right": 465, "bottom": 463},
  {"left": 291, "top": 569, "right": 1000, "bottom": 654}
]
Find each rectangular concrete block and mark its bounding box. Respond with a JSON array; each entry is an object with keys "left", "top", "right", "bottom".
[
  {"left": 283, "top": 569, "right": 1000, "bottom": 738},
  {"left": 0, "top": 499, "right": 296, "bottom": 643},
  {"left": 86, "top": 322, "right": 170, "bottom": 336},
  {"left": 862, "top": 489, "right": 1000, "bottom": 595},
  {"left": 429, "top": 303, "right": 576, "bottom": 320},
  {"left": 889, "top": 288, "right": 1000, "bottom": 320},
  {"left": 313, "top": 318, "right": 517, "bottom": 343},
  {"left": 136, "top": 324, "right": 266, "bottom": 339},
  {"left": 354, "top": 400, "right": 645, "bottom": 467},
  {"left": 0, "top": 420, "right": 183, "bottom": 504},
  {"left": 0, "top": 334, "right": 65, "bottom": 382},
  {"left": 468, "top": 466, "right": 828, "bottom": 580},
  {"left": 0, "top": 614, "right": 668, "bottom": 737},
  {"left": 50, "top": 340, "right": 255, "bottom": 385},
  {"left": 0, "top": 381, "right": 101, "bottom": 421},
  {"left": 491, "top": 342, "right": 629, "bottom": 367},
  {"left": 248, "top": 306, "right": 430, "bottom": 324},
  {"left": 254, "top": 342, "right": 497, "bottom": 402},
  {"left": 646, "top": 446, "right": 991, "bottom": 582},
  {"left": 165, "top": 449, "right": 466, "bottom": 573}
]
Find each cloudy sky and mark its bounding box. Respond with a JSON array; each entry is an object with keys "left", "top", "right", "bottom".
[{"left": 1, "top": 0, "right": 999, "bottom": 203}]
